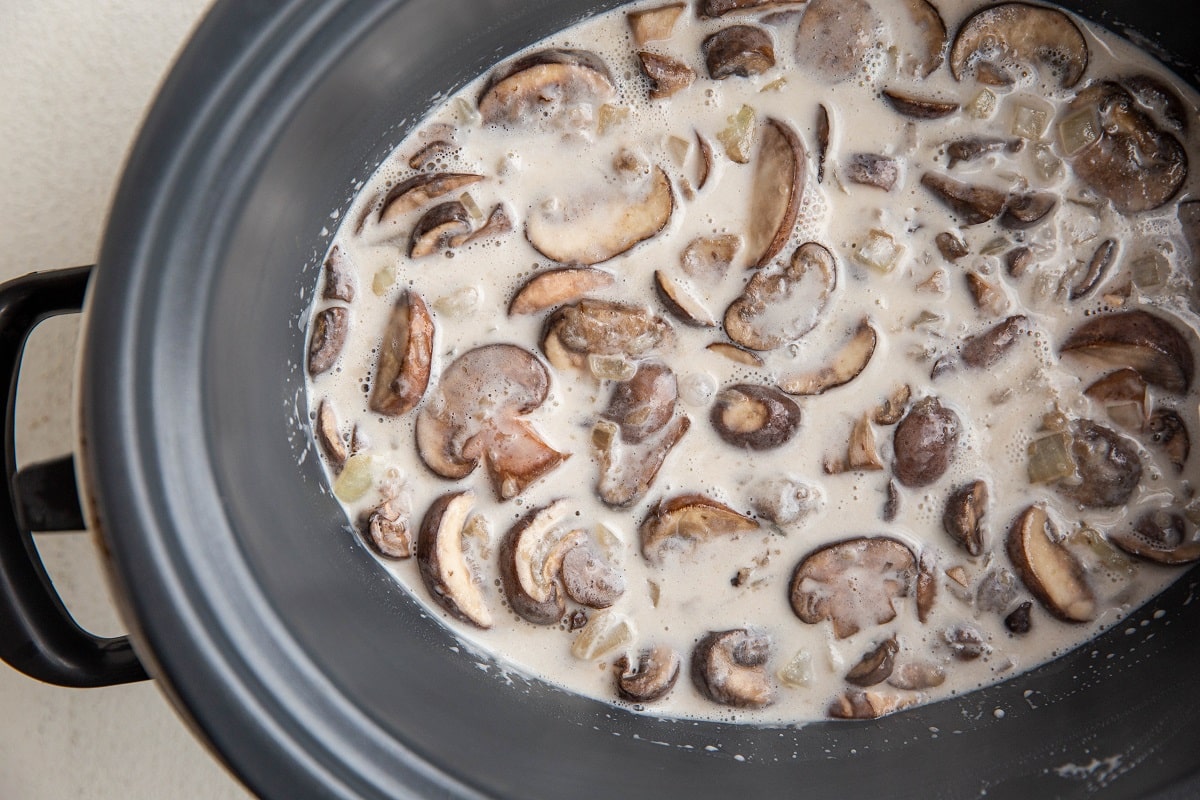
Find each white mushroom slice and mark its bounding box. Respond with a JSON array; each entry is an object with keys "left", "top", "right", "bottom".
[
  {"left": 778, "top": 319, "right": 877, "bottom": 396},
  {"left": 417, "top": 491, "right": 493, "bottom": 629},
  {"left": 627, "top": 3, "right": 685, "bottom": 44},
  {"left": 368, "top": 290, "right": 434, "bottom": 416},
  {"left": 499, "top": 500, "right": 584, "bottom": 625},
  {"left": 639, "top": 494, "right": 759, "bottom": 563},
  {"left": 477, "top": 48, "right": 615, "bottom": 127},
  {"left": 691, "top": 629, "right": 775, "bottom": 709},
  {"left": 949, "top": 2, "right": 1088, "bottom": 88},
  {"left": 526, "top": 166, "right": 674, "bottom": 266},
  {"left": 725, "top": 242, "right": 837, "bottom": 351},
  {"left": 746, "top": 118, "right": 808, "bottom": 268},
  {"left": 1006, "top": 505, "right": 1096, "bottom": 623},
  {"left": 378, "top": 173, "right": 484, "bottom": 224},
  {"left": 898, "top": 0, "right": 948, "bottom": 78},
  {"left": 654, "top": 271, "right": 717, "bottom": 327},
  {"left": 508, "top": 267, "right": 615, "bottom": 316}
]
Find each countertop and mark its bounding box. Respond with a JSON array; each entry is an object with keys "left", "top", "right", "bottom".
[{"left": 1, "top": 2, "right": 250, "bottom": 797}]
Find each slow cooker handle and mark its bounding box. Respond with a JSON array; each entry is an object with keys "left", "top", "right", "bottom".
[{"left": 0, "top": 267, "right": 148, "bottom": 687}]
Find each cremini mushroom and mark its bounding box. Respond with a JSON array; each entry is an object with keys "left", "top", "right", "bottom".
[
  {"left": 637, "top": 51, "right": 696, "bottom": 99},
  {"left": 409, "top": 201, "right": 472, "bottom": 258},
  {"left": 1148, "top": 408, "right": 1190, "bottom": 473},
  {"left": 793, "top": 0, "right": 879, "bottom": 84},
  {"left": 703, "top": 25, "right": 776, "bottom": 79},
  {"left": 616, "top": 646, "right": 681, "bottom": 702},
  {"left": 654, "top": 270, "right": 717, "bottom": 327},
  {"left": 627, "top": 3, "right": 685, "bottom": 44},
  {"left": 700, "top": 0, "right": 805, "bottom": 16},
  {"left": 893, "top": 397, "right": 960, "bottom": 488},
  {"left": 920, "top": 172, "right": 1006, "bottom": 225},
  {"left": 725, "top": 242, "right": 837, "bottom": 351},
  {"left": 508, "top": 267, "right": 615, "bottom": 316},
  {"left": 1110, "top": 510, "right": 1200, "bottom": 565},
  {"left": 946, "top": 136, "right": 1023, "bottom": 168},
  {"left": 1061, "top": 310, "right": 1195, "bottom": 393},
  {"left": 681, "top": 234, "right": 740, "bottom": 281},
  {"left": 778, "top": 319, "right": 877, "bottom": 396},
  {"left": 1000, "top": 191, "right": 1057, "bottom": 230},
  {"left": 417, "top": 491, "right": 493, "bottom": 629},
  {"left": 378, "top": 173, "right": 483, "bottom": 225},
  {"left": 315, "top": 398, "right": 348, "bottom": 471},
  {"left": 710, "top": 383, "right": 801, "bottom": 450},
  {"left": 499, "top": 500, "right": 583, "bottom": 625},
  {"left": 369, "top": 290, "right": 434, "bottom": 416},
  {"left": 603, "top": 361, "right": 678, "bottom": 443},
  {"left": 961, "top": 315, "right": 1027, "bottom": 369},
  {"left": 542, "top": 299, "right": 674, "bottom": 371},
  {"left": 882, "top": 89, "right": 959, "bottom": 120},
  {"left": 949, "top": 2, "right": 1088, "bottom": 88},
  {"left": 1055, "top": 419, "right": 1143, "bottom": 509},
  {"left": 1069, "top": 239, "right": 1116, "bottom": 301},
  {"left": 415, "top": 344, "right": 567, "bottom": 500},
  {"left": 691, "top": 629, "right": 775, "bottom": 708},
  {"left": 943, "top": 479, "right": 988, "bottom": 557},
  {"left": 845, "top": 154, "right": 899, "bottom": 191},
  {"left": 1007, "top": 504, "right": 1096, "bottom": 622},
  {"left": 640, "top": 494, "right": 759, "bottom": 563},
  {"left": 477, "top": 48, "right": 615, "bottom": 127},
  {"left": 789, "top": 537, "right": 917, "bottom": 639},
  {"left": 845, "top": 637, "right": 898, "bottom": 687},
  {"left": 745, "top": 118, "right": 808, "bottom": 268},
  {"left": 362, "top": 501, "right": 412, "bottom": 559},
  {"left": 308, "top": 306, "right": 349, "bottom": 376},
  {"left": 562, "top": 541, "right": 626, "bottom": 609},
  {"left": 596, "top": 415, "right": 690, "bottom": 507},
  {"left": 322, "top": 245, "right": 356, "bottom": 302}
]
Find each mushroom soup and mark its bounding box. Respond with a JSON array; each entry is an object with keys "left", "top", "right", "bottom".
[{"left": 305, "top": 0, "right": 1200, "bottom": 722}]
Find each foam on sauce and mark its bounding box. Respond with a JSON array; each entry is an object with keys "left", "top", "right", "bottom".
[{"left": 305, "top": 0, "right": 1200, "bottom": 723}]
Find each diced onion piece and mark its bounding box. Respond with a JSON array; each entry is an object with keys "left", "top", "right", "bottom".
[
  {"left": 966, "top": 89, "right": 996, "bottom": 119},
  {"left": 1027, "top": 432, "right": 1075, "bottom": 484},
  {"left": 571, "top": 610, "right": 635, "bottom": 660},
  {"left": 717, "top": 105, "right": 756, "bottom": 164},
  {"left": 598, "top": 104, "right": 629, "bottom": 135},
  {"left": 334, "top": 453, "right": 379, "bottom": 502},
  {"left": 1131, "top": 252, "right": 1170, "bottom": 290},
  {"left": 1033, "top": 143, "right": 1062, "bottom": 181},
  {"left": 1012, "top": 101, "right": 1051, "bottom": 140},
  {"left": 589, "top": 353, "right": 638, "bottom": 381},
  {"left": 1057, "top": 106, "right": 1101, "bottom": 156},
  {"left": 779, "top": 650, "right": 813, "bottom": 688},
  {"left": 855, "top": 229, "right": 904, "bottom": 273}
]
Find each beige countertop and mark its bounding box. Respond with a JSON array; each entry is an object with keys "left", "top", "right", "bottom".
[{"left": 0, "top": 2, "right": 250, "bottom": 797}]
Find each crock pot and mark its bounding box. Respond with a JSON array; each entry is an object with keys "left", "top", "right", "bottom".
[{"left": 2, "top": 1, "right": 1199, "bottom": 797}]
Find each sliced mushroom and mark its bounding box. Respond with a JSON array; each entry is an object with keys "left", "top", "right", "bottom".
[
  {"left": 1006, "top": 505, "right": 1096, "bottom": 622},
  {"left": 477, "top": 48, "right": 615, "bottom": 127},
  {"left": 943, "top": 480, "right": 987, "bottom": 557},
  {"left": 315, "top": 398, "right": 348, "bottom": 470},
  {"left": 945, "top": 625, "right": 988, "bottom": 661},
  {"left": 562, "top": 542, "right": 626, "bottom": 609},
  {"left": 638, "top": 51, "right": 696, "bottom": 99},
  {"left": 701, "top": 0, "right": 805, "bottom": 16},
  {"left": 322, "top": 245, "right": 356, "bottom": 302},
  {"left": 793, "top": 0, "right": 879, "bottom": 84},
  {"left": 898, "top": 0, "right": 948, "bottom": 78},
  {"left": 946, "top": 136, "right": 1023, "bottom": 168},
  {"left": 1005, "top": 246, "right": 1034, "bottom": 277},
  {"left": 710, "top": 383, "right": 801, "bottom": 450},
  {"left": 976, "top": 568, "right": 1019, "bottom": 615},
  {"left": 779, "top": 319, "right": 877, "bottom": 396},
  {"left": 1000, "top": 191, "right": 1057, "bottom": 230},
  {"left": 415, "top": 344, "right": 567, "bottom": 499},
  {"left": 707, "top": 342, "right": 764, "bottom": 367},
  {"left": 962, "top": 315, "right": 1027, "bottom": 369},
  {"left": 654, "top": 271, "right": 717, "bottom": 327},
  {"left": 1061, "top": 310, "right": 1195, "bottom": 393},
  {"left": 499, "top": 500, "right": 582, "bottom": 625},
  {"left": 681, "top": 234, "right": 740, "bottom": 281},
  {"left": 1123, "top": 73, "right": 1189, "bottom": 133},
  {"left": 379, "top": 173, "right": 484, "bottom": 224},
  {"left": 362, "top": 501, "right": 412, "bottom": 559},
  {"left": 1085, "top": 368, "right": 1149, "bottom": 427},
  {"left": 882, "top": 89, "right": 959, "bottom": 120},
  {"left": 893, "top": 397, "right": 960, "bottom": 488},
  {"left": 751, "top": 477, "right": 821, "bottom": 526},
  {"left": 597, "top": 414, "right": 690, "bottom": 507},
  {"left": 407, "top": 139, "right": 457, "bottom": 170},
  {"left": 1059, "top": 420, "right": 1142, "bottom": 509},
  {"left": 887, "top": 661, "right": 946, "bottom": 690},
  {"left": 789, "top": 537, "right": 917, "bottom": 639},
  {"left": 640, "top": 494, "right": 759, "bottom": 563},
  {"left": 369, "top": 291, "right": 435, "bottom": 416},
  {"left": 627, "top": 3, "right": 685, "bottom": 44},
  {"left": 746, "top": 118, "right": 808, "bottom": 267},
  {"left": 1069, "top": 239, "right": 1116, "bottom": 301},
  {"left": 845, "top": 154, "right": 899, "bottom": 191},
  {"left": 725, "top": 242, "right": 837, "bottom": 350},
  {"left": 616, "top": 646, "right": 681, "bottom": 703},
  {"left": 873, "top": 384, "right": 912, "bottom": 426},
  {"left": 845, "top": 637, "right": 898, "bottom": 688},
  {"left": 691, "top": 629, "right": 775, "bottom": 709},
  {"left": 526, "top": 165, "right": 674, "bottom": 266},
  {"left": 308, "top": 306, "right": 349, "bottom": 376},
  {"left": 827, "top": 690, "right": 915, "bottom": 720},
  {"left": 703, "top": 25, "right": 775, "bottom": 79},
  {"left": 453, "top": 204, "right": 513, "bottom": 247},
  {"left": 883, "top": 479, "right": 900, "bottom": 522},
  {"left": 417, "top": 491, "right": 493, "bottom": 629},
  {"left": 1110, "top": 510, "right": 1200, "bottom": 565},
  {"left": 816, "top": 104, "right": 830, "bottom": 184},
  {"left": 965, "top": 271, "right": 1004, "bottom": 314},
  {"left": 409, "top": 201, "right": 472, "bottom": 258},
  {"left": 916, "top": 551, "right": 937, "bottom": 623},
  {"left": 920, "top": 172, "right": 1006, "bottom": 225},
  {"left": 508, "top": 267, "right": 615, "bottom": 316},
  {"left": 603, "top": 361, "right": 678, "bottom": 444},
  {"left": 1065, "top": 83, "right": 1186, "bottom": 213},
  {"left": 542, "top": 299, "right": 674, "bottom": 371},
  {"left": 1148, "top": 408, "right": 1190, "bottom": 473},
  {"left": 1005, "top": 601, "right": 1033, "bottom": 634},
  {"left": 949, "top": 2, "right": 1088, "bottom": 88}
]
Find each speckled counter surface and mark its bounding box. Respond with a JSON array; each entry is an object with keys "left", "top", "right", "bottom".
[{"left": 0, "top": 3, "right": 250, "bottom": 797}]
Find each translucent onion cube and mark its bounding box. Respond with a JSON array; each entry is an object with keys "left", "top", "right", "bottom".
[
  {"left": 1027, "top": 432, "right": 1075, "bottom": 483},
  {"left": 779, "top": 650, "right": 813, "bottom": 688},
  {"left": 1105, "top": 401, "right": 1145, "bottom": 431},
  {"left": 1012, "top": 101, "right": 1051, "bottom": 140},
  {"left": 1057, "top": 107, "right": 1101, "bottom": 156},
  {"left": 1132, "top": 251, "right": 1169, "bottom": 290},
  {"left": 372, "top": 265, "right": 396, "bottom": 296},
  {"left": 433, "top": 285, "right": 482, "bottom": 317},
  {"left": 1068, "top": 527, "right": 1133, "bottom": 573},
  {"left": 333, "top": 453, "right": 379, "bottom": 502},
  {"left": 571, "top": 610, "right": 635, "bottom": 660},
  {"left": 1032, "top": 143, "right": 1063, "bottom": 181},
  {"left": 717, "top": 105, "right": 756, "bottom": 164},
  {"left": 966, "top": 89, "right": 996, "bottom": 119},
  {"left": 855, "top": 229, "right": 904, "bottom": 272},
  {"left": 598, "top": 103, "right": 629, "bottom": 135},
  {"left": 666, "top": 134, "right": 692, "bottom": 166},
  {"left": 589, "top": 353, "right": 637, "bottom": 381}
]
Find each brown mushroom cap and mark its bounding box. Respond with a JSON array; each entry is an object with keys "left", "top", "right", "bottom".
[
  {"left": 498, "top": 500, "right": 581, "bottom": 625},
  {"left": 691, "top": 629, "right": 775, "bottom": 708},
  {"left": 710, "top": 383, "right": 801, "bottom": 450},
  {"left": 1110, "top": 510, "right": 1200, "bottom": 565},
  {"left": 415, "top": 344, "right": 567, "bottom": 500},
  {"left": 949, "top": 2, "right": 1088, "bottom": 88},
  {"left": 1061, "top": 310, "right": 1195, "bottom": 394},
  {"left": 882, "top": 90, "right": 959, "bottom": 120},
  {"left": 943, "top": 480, "right": 988, "bottom": 557},
  {"left": 1148, "top": 408, "right": 1190, "bottom": 473},
  {"left": 596, "top": 414, "right": 690, "bottom": 508},
  {"left": 746, "top": 119, "right": 808, "bottom": 268},
  {"left": 368, "top": 290, "right": 434, "bottom": 416},
  {"left": 920, "top": 172, "right": 1007, "bottom": 225},
  {"left": 308, "top": 306, "right": 349, "bottom": 376},
  {"left": 725, "top": 242, "right": 837, "bottom": 351},
  {"left": 561, "top": 543, "right": 626, "bottom": 609},
  {"left": 845, "top": 637, "right": 898, "bottom": 687},
  {"left": 542, "top": 299, "right": 675, "bottom": 371},
  {"left": 477, "top": 48, "right": 615, "bottom": 127},
  {"left": 616, "top": 646, "right": 681, "bottom": 703},
  {"left": 603, "top": 361, "right": 678, "bottom": 444},
  {"left": 789, "top": 536, "right": 917, "bottom": 639},
  {"left": 1056, "top": 419, "right": 1142, "bottom": 509},
  {"left": 893, "top": 397, "right": 960, "bottom": 488},
  {"left": 417, "top": 491, "right": 493, "bottom": 629},
  {"left": 778, "top": 319, "right": 877, "bottom": 396},
  {"left": 508, "top": 267, "right": 615, "bottom": 316},
  {"left": 703, "top": 25, "right": 776, "bottom": 80},
  {"left": 640, "top": 494, "right": 759, "bottom": 563},
  {"left": 962, "top": 315, "right": 1027, "bottom": 370},
  {"left": 321, "top": 245, "right": 356, "bottom": 302},
  {"left": 378, "top": 173, "right": 484, "bottom": 224},
  {"left": 638, "top": 51, "right": 696, "bottom": 100},
  {"left": 409, "top": 201, "right": 472, "bottom": 258},
  {"left": 793, "top": 0, "right": 879, "bottom": 84},
  {"left": 1066, "top": 83, "right": 1187, "bottom": 214},
  {"left": 1006, "top": 505, "right": 1096, "bottom": 622},
  {"left": 361, "top": 501, "right": 412, "bottom": 559}
]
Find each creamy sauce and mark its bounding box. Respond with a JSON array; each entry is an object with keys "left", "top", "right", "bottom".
[{"left": 305, "top": 0, "right": 1200, "bottom": 723}]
